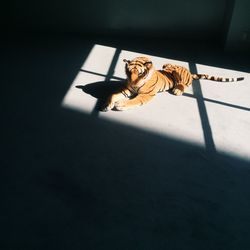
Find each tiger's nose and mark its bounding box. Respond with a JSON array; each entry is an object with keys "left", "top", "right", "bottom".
[
  {"left": 131, "top": 68, "right": 138, "bottom": 73},
  {"left": 131, "top": 68, "right": 139, "bottom": 82}
]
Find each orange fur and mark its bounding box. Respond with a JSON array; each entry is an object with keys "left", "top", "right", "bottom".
[{"left": 102, "top": 57, "right": 244, "bottom": 111}]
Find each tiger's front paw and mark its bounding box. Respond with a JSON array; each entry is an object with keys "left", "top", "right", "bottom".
[
  {"left": 114, "top": 101, "right": 129, "bottom": 111},
  {"left": 101, "top": 101, "right": 115, "bottom": 112}
]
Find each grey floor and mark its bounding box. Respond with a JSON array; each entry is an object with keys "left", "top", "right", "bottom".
[{"left": 1, "top": 34, "right": 250, "bottom": 249}]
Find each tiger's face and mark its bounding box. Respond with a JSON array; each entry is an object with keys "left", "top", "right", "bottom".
[{"left": 123, "top": 57, "right": 154, "bottom": 91}]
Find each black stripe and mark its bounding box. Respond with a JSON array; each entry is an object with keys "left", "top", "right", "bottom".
[
  {"left": 237, "top": 77, "right": 244, "bottom": 81},
  {"left": 129, "top": 61, "right": 144, "bottom": 67}
]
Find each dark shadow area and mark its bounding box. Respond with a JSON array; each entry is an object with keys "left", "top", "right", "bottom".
[
  {"left": 189, "top": 63, "right": 217, "bottom": 154},
  {"left": 76, "top": 80, "right": 125, "bottom": 111},
  {"left": 1, "top": 34, "right": 250, "bottom": 250},
  {"left": 76, "top": 81, "right": 124, "bottom": 99}
]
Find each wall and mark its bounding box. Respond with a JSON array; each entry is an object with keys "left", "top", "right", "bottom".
[
  {"left": 225, "top": 0, "right": 250, "bottom": 51},
  {"left": 4, "top": 0, "right": 249, "bottom": 51},
  {"left": 6, "top": 0, "right": 226, "bottom": 41}
]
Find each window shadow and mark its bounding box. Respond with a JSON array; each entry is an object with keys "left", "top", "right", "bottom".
[
  {"left": 189, "top": 63, "right": 217, "bottom": 154},
  {"left": 90, "top": 48, "right": 122, "bottom": 116},
  {"left": 183, "top": 93, "right": 250, "bottom": 112}
]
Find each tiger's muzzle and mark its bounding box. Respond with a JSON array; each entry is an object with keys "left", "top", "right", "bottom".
[{"left": 130, "top": 68, "right": 139, "bottom": 82}]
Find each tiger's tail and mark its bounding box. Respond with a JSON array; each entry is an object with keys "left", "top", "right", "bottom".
[{"left": 192, "top": 74, "right": 244, "bottom": 82}]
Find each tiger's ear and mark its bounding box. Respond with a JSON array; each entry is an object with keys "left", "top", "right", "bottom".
[
  {"left": 144, "top": 61, "right": 152, "bottom": 69},
  {"left": 123, "top": 59, "right": 131, "bottom": 64}
]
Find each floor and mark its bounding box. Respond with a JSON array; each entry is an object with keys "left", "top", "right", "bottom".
[{"left": 1, "top": 33, "right": 250, "bottom": 249}]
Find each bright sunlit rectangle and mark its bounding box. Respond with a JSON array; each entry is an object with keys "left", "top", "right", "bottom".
[{"left": 61, "top": 43, "right": 250, "bottom": 160}]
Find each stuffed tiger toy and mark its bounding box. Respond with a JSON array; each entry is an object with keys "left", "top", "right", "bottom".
[{"left": 102, "top": 56, "right": 244, "bottom": 111}]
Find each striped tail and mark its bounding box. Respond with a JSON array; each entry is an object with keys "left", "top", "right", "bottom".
[{"left": 192, "top": 74, "right": 244, "bottom": 82}]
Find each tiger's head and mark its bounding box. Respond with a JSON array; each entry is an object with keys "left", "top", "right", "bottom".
[{"left": 123, "top": 57, "right": 154, "bottom": 91}]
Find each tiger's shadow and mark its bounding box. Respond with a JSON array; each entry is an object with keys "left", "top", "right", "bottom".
[{"left": 76, "top": 80, "right": 125, "bottom": 111}]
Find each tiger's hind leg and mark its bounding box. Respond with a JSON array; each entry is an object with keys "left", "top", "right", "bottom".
[
  {"left": 172, "top": 84, "right": 186, "bottom": 96},
  {"left": 171, "top": 70, "right": 192, "bottom": 96}
]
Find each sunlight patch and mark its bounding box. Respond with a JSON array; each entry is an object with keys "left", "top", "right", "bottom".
[
  {"left": 62, "top": 44, "right": 117, "bottom": 112},
  {"left": 61, "top": 44, "right": 250, "bottom": 160}
]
